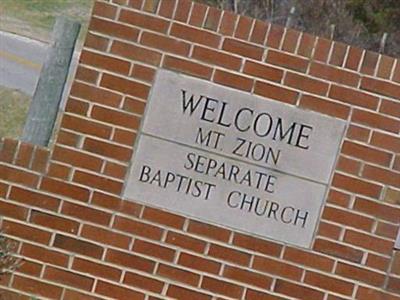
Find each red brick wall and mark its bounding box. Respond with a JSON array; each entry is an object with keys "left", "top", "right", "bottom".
[{"left": 1, "top": 0, "right": 400, "bottom": 299}]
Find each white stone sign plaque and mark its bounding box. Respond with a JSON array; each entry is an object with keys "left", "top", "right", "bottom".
[{"left": 124, "top": 70, "right": 346, "bottom": 248}]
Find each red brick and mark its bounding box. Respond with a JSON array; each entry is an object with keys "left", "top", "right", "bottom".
[
  {"left": 345, "top": 47, "right": 363, "bottom": 70},
  {"left": 44, "top": 266, "right": 94, "bottom": 291},
  {"left": 232, "top": 233, "right": 282, "bottom": 257},
  {"left": 100, "top": 73, "right": 150, "bottom": 99},
  {"left": 96, "top": 280, "right": 145, "bottom": 299},
  {"left": 65, "top": 98, "right": 89, "bottom": 116},
  {"left": 267, "top": 50, "right": 308, "bottom": 72},
  {"left": 330, "top": 42, "right": 348, "bottom": 66},
  {"left": 336, "top": 155, "right": 361, "bottom": 175},
  {"left": 361, "top": 51, "right": 379, "bottom": 75},
  {"left": 62, "top": 201, "right": 112, "bottom": 226},
  {"left": 0, "top": 165, "right": 38, "bottom": 188},
  {"left": 165, "top": 231, "right": 206, "bottom": 253},
  {"left": 174, "top": 0, "right": 191, "bottom": 22},
  {"left": 70, "top": 81, "right": 122, "bottom": 107},
  {"left": 81, "top": 224, "right": 131, "bottom": 249},
  {"left": 208, "top": 244, "right": 251, "bottom": 266},
  {"left": 0, "top": 139, "right": 18, "bottom": 162},
  {"left": 376, "top": 221, "right": 398, "bottom": 239},
  {"left": 113, "top": 215, "right": 163, "bottom": 240},
  {"left": 9, "top": 186, "right": 60, "bottom": 211},
  {"left": 285, "top": 72, "right": 328, "bottom": 95},
  {"left": 123, "top": 96, "right": 146, "bottom": 114},
  {"left": 250, "top": 20, "right": 268, "bottom": 44},
  {"left": 367, "top": 253, "right": 390, "bottom": 271},
  {"left": 157, "top": 264, "right": 200, "bottom": 286},
  {"left": 387, "top": 277, "right": 400, "bottom": 295},
  {"left": 130, "top": 64, "right": 156, "bottom": 82},
  {"left": 304, "top": 271, "right": 354, "bottom": 296},
  {"left": 142, "top": 207, "right": 185, "bottom": 229},
  {"left": 158, "top": 0, "right": 175, "bottom": 18},
  {"left": 21, "top": 243, "right": 68, "bottom": 267},
  {"left": 202, "top": 276, "right": 244, "bottom": 299},
  {"left": 356, "top": 286, "right": 400, "bottom": 300},
  {"left": 64, "top": 290, "right": 102, "bottom": 300},
  {"left": 167, "top": 285, "right": 212, "bottom": 300},
  {"left": 213, "top": 69, "right": 253, "bottom": 92},
  {"left": 310, "top": 62, "right": 360, "bottom": 87},
  {"left": 344, "top": 229, "right": 393, "bottom": 255},
  {"left": 80, "top": 50, "right": 130, "bottom": 75},
  {"left": 163, "top": 55, "right": 212, "bottom": 79},
  {"left": 52, "top": 145, "right": 103, "bottom": 171},
  {"left": 75, "top": 66, "right": 99, "bottom": 84},
  {"left": 329, "top": 85, "right": 379, "bottom": 110},
  {"left": 3, "top": 220, "right": 51, "bottom": 245},
  {"left": 0, "top": 201, "right": 27, "bottom": 220},
  {"left": 12, "top": 275, "right": 63, "bottom": 299},
  {"left": 354, "top": 197, "right": 400, "bottom": 223},
  {"left": 93, "top": 1, "right": 117, "bottom": 19},
  {"left": 361, "top": 77, "right": 400, "bottom": 100},
  {"left": 300, "top": 94, "right": 350, "bottom": 119},
  {"left": 119, "top": 9, "right": 169, "bottom": 33},
  {"left": 323, "top": 206, "right": 374, "bottom": 231},
  {"left": 187, "top": 220, "right": 231, "bottom": 242},
  {"left": 341, "top": 141, "right": 392, "bottom": 166},
  {"left": 111, "top": 40, "right": 162, "bottom": 66},
  {"left": 380, "top": 99, "right": 400, "bottom": 118},
  {"left": 0, "top": 181, "right": 7, "bottom": 198},
  {"left": 15, "top": 143, "right": 34, "bottom": 168},
  {"left": 332, "top": 173, "right": 382, "bottom": 198},
  {"left": 266, "top": 24, "right": 284, "bottom": 49},
  {"left": 189, "top": 2, "right": 207, "bottom": 27},
  {"left": 84, "top": 137, "right": 133, "bottom": 161},
  {"left": 253, "top": 256, "right": 303, "bottom": 280},
  {"left": 30, "top": 210, "right": 79, "bottom": 234},
  {"left": 313, "top": 38, "right": 332, "bottom": 63},
  {"left": 219, "top": 11, "right": 236, "bottom": 36},
  {"left": 47, "top": 163, "right": 71, "bottom": 180},
  {"left": 298, "top": 33, "right": 316, "bottom": 58},
  {"left": 178, "top": 252, "right": 221, "bottom": 274},
  {"left": 377, "top": 55, "right": 395, "bottom": 79},
  {"left": 235, "top": 15, "right": 253, "bottom": 40},
  {"left": 61, "top": 114, "right": 113, "bottom": 139},
  {"left": 54, "top": 234, "right": 103, "bottom": 259},
  {"left": 91, "top": 191, "right": 142, "bottom": 217},
  {"left": 317, "top": 221, "right": 342, "bottom": 240},
  {"left": 204, "top": 7, "right": 222, "bottom": 31},
  {"left": 223, "top": 38, "right": 264, "bottom": 60},
  {"left": 32, "top": 147, "right": 49, "bottom": 173},
  {"left": 18, "top": 260, "right": 42, "bottom": 277},
  {"left": 353, "top": 109, "right": 400, "bottom": 133},
  {"left": 133, "top": 239, "right": 175, "bottom": 261},
  {"left": 283, "top": 247, "right": 334, "bottom": 272},
  {"left": 41, "top": 176, "right": 90, "bottom": 202},
  {"left": 89, "top": 17, "right": 139, "bottom": 41},
  {"left": 346, "top": 125, "right": 370, "bottom": 143},
  {"left": 393, "top": 61, "right": 400, "bottom": 83},
  {"left": 254, "top": 81, "right": 298, "bottom": 104},
  {"left": 336, "top": 262, "right": 385, "bottom": 287},
  {"left": 243, "top": 61, "right": 283, "bottom": 82},
  {"left": 106, "top": 249, "right": 155, "bottom": 273},
  {"left": 104, "top": 161, "right": 127, "bottom": 179},
  {"left": 73, "top": 170, "right": 123, "bottom": 195},
  {"left": 84, "top": 33, "right": 109, "bottom": 51},
  {"left": 363, "top": 164, "right": 400, "bottom": 187},
  {"left": 313, "top": 239, "right": 363, "bottom": 263},
  {"left": 141, "top": 31, "right": 190, "bottom": 56},
  {"left": 224, "top": 265, "right": 272, "bottom": 289},
  {"left": 245, "top": 289, "right": 286, "bottom": 300},
  {"left": 192, "top": 46, "right": 242, "bottom": 70},
  {"left": 274, "top": 279, "right": 324, "bottom": 300},
  {"left": 124, "top": 271, "right": 164, "bottom": 293},
  {"left": 171, "top": 23, "right": 221, "bottom": 48},
  {"left": 282, "top": 29, "right": 300, "bottom": 53},
  {"left": 113, "top": 128, "right": 137, "bottom": 145}
]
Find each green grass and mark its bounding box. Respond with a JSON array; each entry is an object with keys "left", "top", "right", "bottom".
[
  {"left": 0, "top": 0, "right": 94, "bottom": 43},
  {"left": 0, "top": 86, "right": 30, "bottom": 139}
]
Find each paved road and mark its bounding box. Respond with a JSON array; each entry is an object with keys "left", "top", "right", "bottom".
[{"left": 0, "top": 30, "right": 79, "bottom": 106}]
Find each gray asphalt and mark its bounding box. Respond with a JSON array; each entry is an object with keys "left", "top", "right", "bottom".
[{"left": 0, "top": 30, "right": 79, "bottom": 106}]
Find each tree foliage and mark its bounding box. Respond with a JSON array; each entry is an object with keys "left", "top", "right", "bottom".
[
  {"left": 198, "top": 0, "right": 400, "bottom": 57},
  {"left": 0, "top": 234, "right": 20, "bottom": 278}
]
